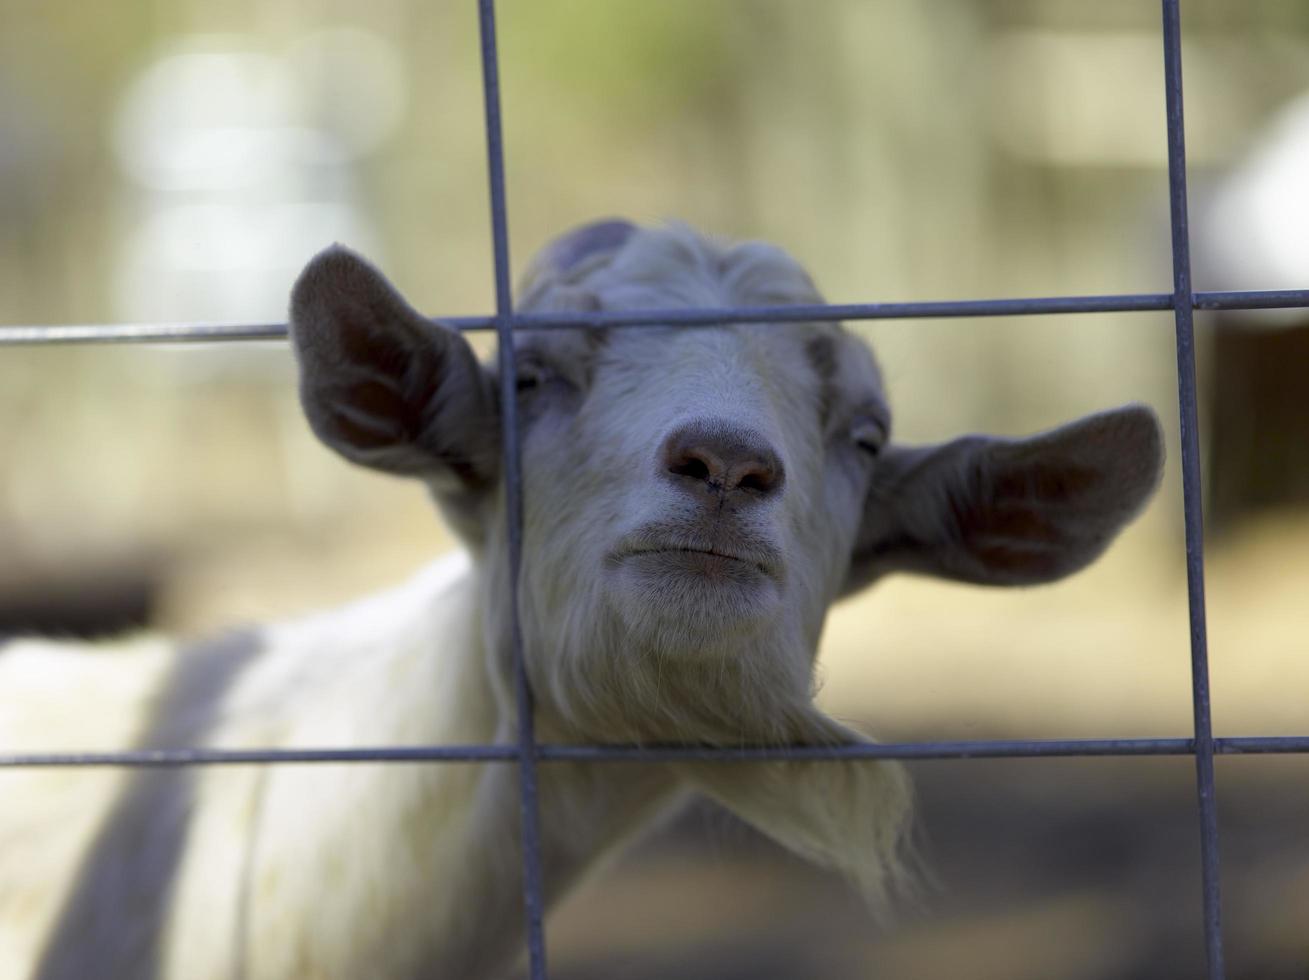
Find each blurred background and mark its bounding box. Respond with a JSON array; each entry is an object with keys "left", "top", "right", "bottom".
[{"left": 0, "top": 1, "right": 1306, "bottom": 977}]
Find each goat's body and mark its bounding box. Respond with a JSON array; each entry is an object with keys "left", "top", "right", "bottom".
[
  {"left": 0, "top": 220, "right": 1164, "bottom": 978},
  {"left": 1, "top": 554, "right": 675, "bottom": 980}
]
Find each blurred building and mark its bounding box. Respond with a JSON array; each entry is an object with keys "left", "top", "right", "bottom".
[{"left": 1199, "top": 90, "right": 1309, "bottom": 532}]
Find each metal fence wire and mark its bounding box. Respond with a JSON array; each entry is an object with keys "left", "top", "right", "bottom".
[{"left": 4, "top": 2, "right": 1309, "bottom": 978}]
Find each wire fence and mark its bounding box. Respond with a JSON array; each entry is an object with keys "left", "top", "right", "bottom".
[{"left": 2, "top": 2, "right": 1307, "bottom": 978}]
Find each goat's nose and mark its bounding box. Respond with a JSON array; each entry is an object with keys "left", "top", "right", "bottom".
[{"left": 660, "top": 421, "right": 785, "bottom": 498}]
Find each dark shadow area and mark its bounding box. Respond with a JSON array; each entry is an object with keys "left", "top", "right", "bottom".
[
  {"left": 0, "top": 566, "right": 157, "bottom": 642},
  {"left": 1207, "top": 318, "right": 1309, "bottom": 536},
  {"left": 528, "top": 757, "right": 1309, "bottom": 980}
]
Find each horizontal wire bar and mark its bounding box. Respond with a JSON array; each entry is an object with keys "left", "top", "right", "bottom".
[
  {"left": 512, "top": 294, "right": 1176, "bottom": 327},
  {"left": 0, "top": 322, "right": 296, "bottom": 345},
  {"left": 540, "top": 738, "right": 1198, "bottom": 762},
  {"left": 1214, "top": 736, "right": 1309, "bottom": 755},
  {"left": 4, "top": 736, "right": 1308, "bottom": 769},
  {"left": 1195, "top": 288, "right": 1309, "bottom": 311},
  {"left": 4, "top": 288, "right": 1309, "bottom": 346},
  {"left": 0, "top": 745, "right": 521, "bottom": 767}
]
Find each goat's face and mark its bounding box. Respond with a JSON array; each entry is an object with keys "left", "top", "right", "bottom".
[
  {"left": 289, "top": 220, "right": 1164, "bottom": 742},
  {"left": 505, "top": 236, "right": 889, "bottom": 729},
  {"left": 504, "top": 319, "right": 881, "bottom": 738}
]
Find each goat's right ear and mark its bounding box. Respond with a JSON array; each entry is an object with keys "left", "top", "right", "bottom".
[
  {"left": 289, "top": 246, "right": 500, "bottom": 497},
  {"left": 841, "top": 404, "right": 1165, "bottom": 595}
]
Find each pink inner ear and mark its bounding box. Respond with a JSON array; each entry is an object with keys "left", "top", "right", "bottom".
[
  {"left": 960, "top": 455, "right": 1125, "bottom": 580},
  {"left": 970, "top": 506, "right": 1059, "bottom": 543},
  {"left": 959, "top": 503, "right": 1059, "bottom": 574},
  {"left": 338, "top": 314, "right": 413, "bottom": 374},
  {"left": 323, "top": 313, "right": 445, "bottom": 451},
  {"left": 958, "top": 462, "right": 1103, "bottom": 578},
  {"left": 973, "top": 543, "right": 1062, "bottom": 578},
  {"left": 325, "top": 381, "right": 410, "bottom": 450},
  {"left": 991, "top": 461, "right": 1101, "bottom": 504}
]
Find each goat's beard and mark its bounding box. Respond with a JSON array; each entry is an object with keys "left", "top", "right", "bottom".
[
  {"left": 514, "top": 575, "right": 914, "bottom": 908},
  {"left": 529, "top": 568, "right": 813, "bottom": 745}
]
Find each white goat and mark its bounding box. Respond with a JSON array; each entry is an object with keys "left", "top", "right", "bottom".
[{"left": 0, "top": 220, "right": 1164, "bottom": 979}]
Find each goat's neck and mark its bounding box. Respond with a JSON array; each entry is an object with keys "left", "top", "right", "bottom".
[
  {"left": 224, "top": 555, "right": 681, "bottom": 980},
  {"left": 443, "top": 743, "right": 682, "bottom": 978}
]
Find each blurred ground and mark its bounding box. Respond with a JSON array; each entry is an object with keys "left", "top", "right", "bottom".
[{"left": 526, "top": 756, "right": 1309, "bottom": 980}]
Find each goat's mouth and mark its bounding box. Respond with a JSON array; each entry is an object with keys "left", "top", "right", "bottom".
[
  {"left": 605, "top": 529, "right": 785, "bottom": 632},
  {"left": 609, "top": 530, "right": 784, "bottom": 583},
  {"left": 621, "top": 546, "right": 768, "bottom": 576}
]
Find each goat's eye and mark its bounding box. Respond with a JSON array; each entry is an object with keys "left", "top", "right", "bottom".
[
  {"left": 851, "top": 419, "right": 888, "bottom": 458},
  {"left": 515, "top": 365, "right": 548, "bottom": 393}
]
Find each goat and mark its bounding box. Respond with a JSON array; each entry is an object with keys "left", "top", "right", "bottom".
[{"left": 0, "top": 219, "right": 1164, "bottom": 979}]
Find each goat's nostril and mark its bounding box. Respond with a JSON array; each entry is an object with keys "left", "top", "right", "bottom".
[
  {"left": 737, "top": 468, "right": 773, "bottom": 494},
  {"left": 668, "top": 453, "right": 714, "bottom": 483}
]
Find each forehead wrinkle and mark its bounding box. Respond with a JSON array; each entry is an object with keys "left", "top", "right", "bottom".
[
  {"left": 515, "top": 325, "right": 608, "bottom": 379},
  {"left": 802, "top": 324, "right": 889, "bottom": 431},
  {"left": 804, "top": 333, "right": 839, "bottom": 382},
  {"left": 803, "top": 331, "right": 840, "bottom": 428},
  {"left": 841, "top": 334, "right": 887, "bottom": 413}
]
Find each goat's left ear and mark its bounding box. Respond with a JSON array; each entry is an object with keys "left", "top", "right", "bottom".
[
  {"left": 842, "top": 404, "right": 1165, "bottom": 594},
  {"left": 289, "top": 246, "right": 500, "bottom": 498}
]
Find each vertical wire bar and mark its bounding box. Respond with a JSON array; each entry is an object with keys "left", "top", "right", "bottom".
[
  {"left": 1161, "top": 2, "right": 1225, "bottom": 976},
  {"left": 476, "top": 1, "right": 549, "bottom": 976}
]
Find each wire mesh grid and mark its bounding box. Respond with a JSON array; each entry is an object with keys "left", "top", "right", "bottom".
[{"left": 2, "top": 2, "right": 1308, "bottom": 977}]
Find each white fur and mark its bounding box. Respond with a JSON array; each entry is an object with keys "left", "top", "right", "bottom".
[{"left": 0, "top": 221, "right": 1163, "bottom": 979}]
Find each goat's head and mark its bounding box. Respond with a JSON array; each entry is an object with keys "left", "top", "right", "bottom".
[
  {"left": 288, "top": 219, "right": 1163, "bottom": 900},
  {"left": 288, "top": 220, "right": 1163, "bottom": 746}
]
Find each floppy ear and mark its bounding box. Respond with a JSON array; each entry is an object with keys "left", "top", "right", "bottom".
[
  {"left": 843, "top": 404, "right": 1165, "bottom": 594},
  {"left": 289, "top": 246, "right": 499, "bottom": 504}
]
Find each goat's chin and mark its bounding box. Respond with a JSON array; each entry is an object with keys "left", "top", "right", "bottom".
[{"left": 605, "top": 551, "right": 782, "bottom": 651}]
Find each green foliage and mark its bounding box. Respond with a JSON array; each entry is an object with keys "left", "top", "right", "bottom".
[{"left": 501, "top": 0, "right": 734, "bottom": 123}]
